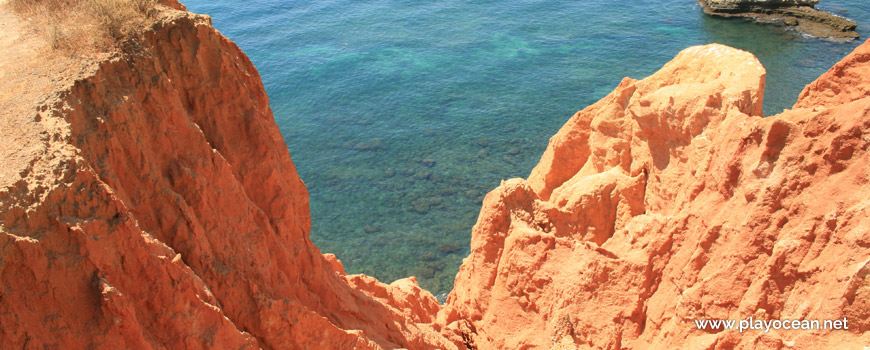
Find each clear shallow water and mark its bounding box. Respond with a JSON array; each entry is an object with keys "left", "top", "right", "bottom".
[{"left": 183, "top": 0, "right": 869, "bottom": 296}]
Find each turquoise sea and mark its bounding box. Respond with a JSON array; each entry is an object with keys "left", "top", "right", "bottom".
[{"left": 183, "top": 0, "right": 870, "bottom": 297}]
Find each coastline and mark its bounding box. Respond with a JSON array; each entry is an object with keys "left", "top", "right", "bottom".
[{"left": 2, "top": 1, "right": 870, "bottom": 348}]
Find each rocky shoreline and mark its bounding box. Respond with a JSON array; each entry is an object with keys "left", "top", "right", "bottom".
[
  {"left": 697, "top": 0, "right": 859, "bottom": 41},
  {"left": 3, "top": 0, "right": 870, "bottom": 348}
]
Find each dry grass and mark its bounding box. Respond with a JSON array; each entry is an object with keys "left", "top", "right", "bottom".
[{"left": 8, "top": 0, "right": 157, "bottom": 55}]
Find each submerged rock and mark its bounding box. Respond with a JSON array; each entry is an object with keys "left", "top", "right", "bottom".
[
  {"left": 421, "top": 158, "right": 437, "bottom": 167},
  {"left": 436, "top": 243, "right": 463, "bottom": 254},
  {"left": 3, "top": 0, "right": 870, "bottom": 348}
]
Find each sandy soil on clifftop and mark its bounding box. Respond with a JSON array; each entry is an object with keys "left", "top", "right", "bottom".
[{"left": 0, "top": 4, "right": 106, "bottom": 190}]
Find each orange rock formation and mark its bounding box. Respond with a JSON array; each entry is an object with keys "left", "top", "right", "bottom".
[
  {"left": 438, "top": 42, "right": 870, "bottom": 349},
  {"left": 0, "top": 4, "right": 450, "bottom": 350},
  {"left": 1, "top": 1, "right": 868, "bottom": 350}
]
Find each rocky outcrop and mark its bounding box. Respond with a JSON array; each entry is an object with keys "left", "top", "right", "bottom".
[
  {"left": 437, "top": 41, "right": 870, "bottom": 349},
  {"left": 703, "top": 0, "right": 820, "bottom": 11},
  {"left": 697, "top": 0, "right": 859, "bottom": 41},
  {"left": 0, "top": 4, "right": 453, "bottom": 350},
  {"left": 3, "top": 0, "right": 870, "bottom": 349}
]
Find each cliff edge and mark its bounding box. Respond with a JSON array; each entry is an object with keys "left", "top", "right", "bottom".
[
  {"left": 437, "top": 41, "right": 870, "bottom": 349},
  {"left": 1, "top": 1, "right": 869, "bottom": 350},
  {"left": 0, "top": 2, "right": 453, "bottom": 349}
]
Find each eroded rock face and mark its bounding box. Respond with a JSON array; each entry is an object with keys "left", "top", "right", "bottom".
[
  {"left": 795, "top": 39, "right": 870, "bottom": 109},
  {"left": 437, "top": 42, "right": 870, "bottom": 349},
  {"left": 0, "top": 5, "right": 453, "bottom": 350},
  {"left": 697, "top": 0, "right": 859, "bottom": 41},
  {"left": 3, "top": 1, "right": 870, "bottom": 349}
]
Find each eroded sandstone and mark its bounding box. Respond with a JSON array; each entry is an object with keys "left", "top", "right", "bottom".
[
  {"left": 2, "top": 1, "right": 869, "bottom": 350},
  {"left": 0, "top": 3, "right": 452, "bottom": 350},
  {"left": 438, "top": 42, "right": 870, "bottom": 349}
]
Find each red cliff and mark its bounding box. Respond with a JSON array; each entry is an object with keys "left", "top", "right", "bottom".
[
  {"left": 0, "top": 3, "right": 452, "bottom": 350},
  {"left": 1, "top": 2, "right": 869, "bottom": 350},
  {"left": 438, "top": 42, "right": 870, "bottom": 349}
]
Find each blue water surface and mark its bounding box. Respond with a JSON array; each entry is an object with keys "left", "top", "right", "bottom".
[{"left": 182, "top": 0, "right": 870, "bottom": 296}]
